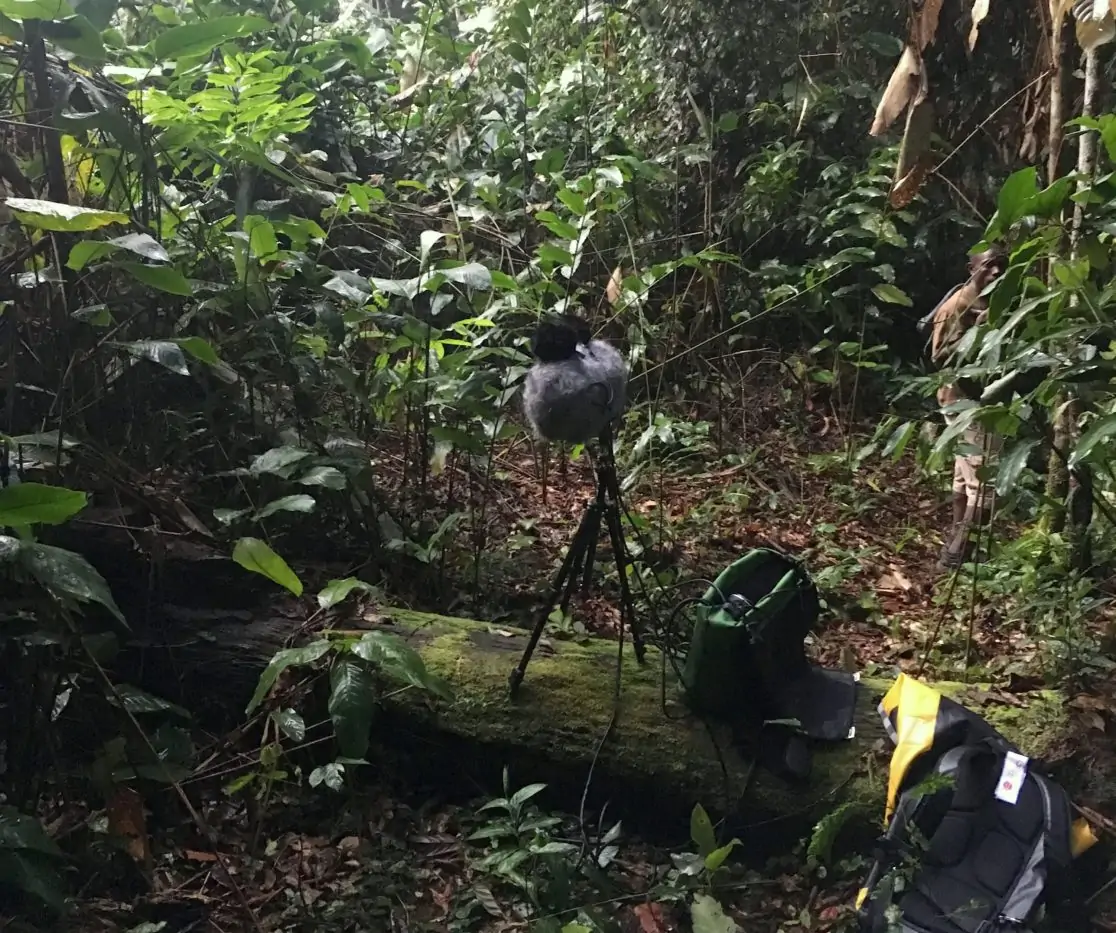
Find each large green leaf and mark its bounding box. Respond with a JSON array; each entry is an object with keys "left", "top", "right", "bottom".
[
  {"left": 0, "top": 807, "right": 64, "bottom": 858},
  {"left": 351, "top": 631, "right": 453, "bottom": 700},
  {"left": 297, "top": 466, "right": 347, "bottom": 490},
  {"left": 150, "top": 14, "right": 270, "bottom": 59},
  {"left": 0, "top": 482, "right": 86, "bottom": 526},
  {"left": 67, "top": 232, "right": 169, "bottom": 271},
  {"left": 250, "top": 446, "right": 311, "bottom": 476},
  {"left": 689, "top": 802, "right": 717, "bottom": 857},
  {"left": 113, "top": 340, "right": 189, "bottom": 376},
  {"left": 254, "top": 494, "right": 316, "bottom": 519},
  {"left": 20, "top": 542, "right": 125, "bottom": 624},
  {"left": 690, "top": 893, "right": 739, "bottom": 933},
  {"left": 120, "top": 261, "right": 192, "bottom": 296},
  {"left": 0, "top": 0, "right": 74, "bottom": 20},
  {"left": 245, "top": 640, "right": 332, "bottom": 714},
  {"left": 317, "top": 577, "right": 376, "bottom": 609},
  {"left": 871, "top": 283, "right": 912, "bottom": 307},
  {"left": 995, "top": 439, "right": 1039, "bottom": 496},
  {"left": 232, "top": 537, "right": 303, "bottom": 596},
  {"left": 271, "top": 708, "right": 306, "bottom": 743},
  {"left": 4, "top": 198, "right": 126, "bottom": 232},
  {"left": 985, "top": 167, "right": 1038, "bottom": 239},
  {"left": 1069, "top": 413, "right": 1116, "bottom": 468},
  {"left": 439, "top": 261, "right": 492, "bottom": 290},
  {"left": 173, "top": 336, "right": 220, "bottom": 366},
  {"left": 40, "top": 14, "right": 105, "bottom": 60},
  {"left": 328, "top": 656, "right": 377, "bottom": 760},
  {"left": 0, "top": 850, "right": 66, "bottom": 915}
]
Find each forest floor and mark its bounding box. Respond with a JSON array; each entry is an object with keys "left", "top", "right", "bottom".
[{"left": 15, "top": 397, "right": 1116, "bottom": 933}]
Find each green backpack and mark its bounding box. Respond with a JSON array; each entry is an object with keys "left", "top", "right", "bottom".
[{"left": 680, "top": 548, "right": 856, "bottom": 749}]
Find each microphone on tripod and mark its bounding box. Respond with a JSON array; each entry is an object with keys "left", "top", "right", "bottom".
[
  {"left": 522, "top": 313, "right": 629, "bottom": 444},
  {"left": 511, "top": 312, "right": 645, "bottom": 697}
]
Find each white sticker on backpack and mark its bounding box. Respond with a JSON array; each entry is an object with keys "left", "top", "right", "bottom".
[{"left": 994, "top": 751, "right": 1029, "bottom": 805}]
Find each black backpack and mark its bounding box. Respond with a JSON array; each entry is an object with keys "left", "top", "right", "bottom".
[{"left": 856, "top": 675, "right": 1096, "bottom": 933}]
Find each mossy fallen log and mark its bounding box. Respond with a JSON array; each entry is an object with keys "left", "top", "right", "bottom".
[
  {"left": 60, "top": 513, "right": 1076, "bottom": 847},
  {"left": 347, "top": 608, "right": 1076, "bottom": 847}
]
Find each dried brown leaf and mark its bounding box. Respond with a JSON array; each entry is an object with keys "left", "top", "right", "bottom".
[
  {"left": 606, "top": 266, "right": 623, "bottom": 305},
  {"left": 916, "top": 0, "right": 944, "bottom": 49},
  {"left": 633, "top": 902, "right": 670, "bottom": 933},
  {"left": 107, "top": 786, "right": 150, "bottom": 867},
  {"left": 1075, "top": 3, "right": 1116, "bottom": 51},
  {"left": 969, "top": 0, "right": 991, "bottom": 52},
  {"left": 869, "top": 45, "right": 922, "bottom": 137}
]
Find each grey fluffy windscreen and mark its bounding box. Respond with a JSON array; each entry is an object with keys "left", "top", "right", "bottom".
[{"left": 522, "top": 339, "right": 628, "bottom": 443}]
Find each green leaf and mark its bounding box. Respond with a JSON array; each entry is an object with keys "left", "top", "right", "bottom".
[
  {"left": 317, "top": 576, "right": 376, "bottom": 609},
  {"left": 115, "top": 340, "right": 189, "bottom": 376},
  {"left": 351, "top": 631, "right": 453, "bottom": 700},
  {"left": 1069, "top": 413, "right": 1116, "bottom": 468},
  {"left": 309, "top": 761, "right": 345, "bottom": 791},
  {"left": 556, "top": 188, "right": 586, "bottom": 217},
  {"left": 41, "top": 14, "right": 105, "bottom": 60},
  {"left": 439, "top": 261, "right": 492, "bottom": 290},
  {"left": 245, "top": 216, "right": 279, "bottom": 260},
  {"left": 150, "top": 14, "right": 270, "bottom": 59},
  {"left": 271, "top": 708, "right": 306, "bottom": 743},
  {"left": 1028, "top": 176, "right": 1073, "bottom": 218},
  {"left": 72, "top": 303, "right": 113, "bottom": 326},
  {"left": 108, "top": 682, "right": 190, "bottom": 717},
  {"left": 988, "top": 167, "right": 1038, "bottom": 235},
  {"left": 232, "top": 537, "right": 303, "bottom": 596},
  {"left": 703, "top": 839, "right": 739, "bottom": 872},
  {"left": 0, "top": 806, "right": 64, "bottom": 858},
  {"left": 996, "top": 438, "right": 1039, "bottom": 496},
  {"left": 328, "top": 657, "right": 377, "bottom": 760},
  {"left": 881, "top": 420, "right": 916, "bottom": 461},
  {"left": 120, "top": 261, "right": 192, "bottom": 296},
  {"left": 250, "top": 446, "right": 310, "bottom": 476},
  {"left": 5, "top": 197, "right": 126, "bottom": 232},
  {"left": 66, "top": 240, "right": 117, "bottom": 270},
  {"left": 535, "top": 211, "right": 578, "bottom": 240},
  {"left": 21, "top": 542, "right": 126, "bottom": 624},
  {"left": 689, "top": 802, "right": 717, "bottom": 857},
  {"left": 297, "top": 466, "right": 347, "bottom": 490},
  {"left": 0, "top": 482, "right": 86, "bottom": 526},
  {"left": 245, "top": 640, "right": 332, "bottom": 714},
  {"left": 254, "top": 494, "right": 316, "bottom": 519},
  {"left": 419, "top": 229, "right": 446, "bottom": 267},
  {"left": 871, "top": 283, "right": 912, "bottom": 307},
  {"left": 691, "top": 893, "right": 739, "bottom": 933},
  {"left": 0, "top": 0, "right": 75, "bottom": 21},
  {"left": 0, "top": 850, "right": 66, "bottom": 915},
  {"left": 509, "top": 782, "right": 547, "bottom": 809},
  {"left": 174, "top": 336, "right": 219, "bottom": 366}
]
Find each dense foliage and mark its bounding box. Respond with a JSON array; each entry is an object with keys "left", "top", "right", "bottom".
[{"left": 2, "top": 0, "right": 1116, "bottom": 926}]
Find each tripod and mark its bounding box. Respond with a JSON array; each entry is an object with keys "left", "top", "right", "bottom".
[{"left": 508, "top": 425, "right": 647, "bottom": 698}]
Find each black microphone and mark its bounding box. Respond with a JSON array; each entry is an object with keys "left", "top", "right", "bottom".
[{"left": 522, "top": 315, "right": 628, "bottom": 444}]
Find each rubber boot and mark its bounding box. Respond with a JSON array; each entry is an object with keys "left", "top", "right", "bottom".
[{"left": 938, "top": 492, "right": 973, "bottom": 570}]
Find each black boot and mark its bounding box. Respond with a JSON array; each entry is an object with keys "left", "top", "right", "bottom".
[{"left": 938, "top": 492, "right": 973, "bottom": 570}]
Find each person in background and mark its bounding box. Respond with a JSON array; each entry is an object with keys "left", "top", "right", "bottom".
[{"left": 929, "top": 247, "right": 1007, "bottom": 571}]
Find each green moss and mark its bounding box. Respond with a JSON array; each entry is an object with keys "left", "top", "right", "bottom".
[
  {"left": 384, "top": 607, "right": 884, "bottom": 822},
  {"left": 378, "top": 608, "right": 1075, "bottom": 835}
]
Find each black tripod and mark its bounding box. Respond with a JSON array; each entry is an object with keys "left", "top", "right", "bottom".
[{"left": 508, "top": 425, "right": 647, "bottom": 698}]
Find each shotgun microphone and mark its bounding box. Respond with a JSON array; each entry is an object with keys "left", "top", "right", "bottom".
[{"left": 522, "top": 314, "right": 628, "bottom": 444}]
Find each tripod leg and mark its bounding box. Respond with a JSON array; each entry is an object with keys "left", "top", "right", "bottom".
[
  {"left": 603, "top": 497, "right": 647, "bottom": 664},
  {"left": 509, "top": 503, "right": 597, "bottom": 698}
]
